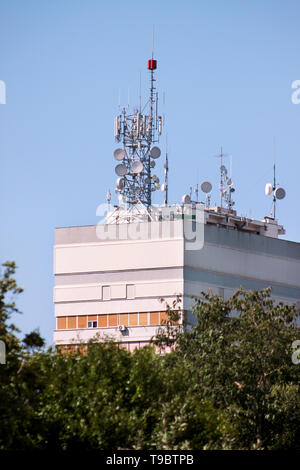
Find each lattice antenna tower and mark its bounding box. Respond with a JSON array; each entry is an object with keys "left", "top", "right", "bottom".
[{"left": 113, "top": 55, "right": 163, "bottom": 208}]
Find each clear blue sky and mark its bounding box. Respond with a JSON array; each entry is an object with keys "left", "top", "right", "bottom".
[{"left": 1, "top": 0, "right": 300, "bottom": 346}]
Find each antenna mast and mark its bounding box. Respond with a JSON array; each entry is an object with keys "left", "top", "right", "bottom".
[{"left": 113, "top": 55, "right": 163, "bottom": 209}]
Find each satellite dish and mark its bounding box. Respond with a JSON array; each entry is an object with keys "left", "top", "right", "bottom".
[
  {"left": 155, "top": 183, "right": 160, "bottom": 190},
  {"left": 265, "top": 183, "right": 273, "bottom": 196},
  {"left": 150, "top": 160, "right": 156, "bottom": 168},
  {"left": 131, "top": 160, "right": 144, "bottom": 174},
  {"left": 274, "top": 187, "right": 286, "bottom": 200},
  {"left": 115, "top": 163, "right": 127, "bottom": 176},
  {"left": 114, "top": 148, "right": 125, "bottom": 161},
  {"left": 201, "top": 181, "right": 212, "bottom": 193},
  {"left": 182, "top": 194, "right": 191, "bottom": 204},
  {"left": 116, "top": 177, "right": 125, "bottom": 189},
  {"left": 150, "top": 146, "right": 161, "bottom": 159}
]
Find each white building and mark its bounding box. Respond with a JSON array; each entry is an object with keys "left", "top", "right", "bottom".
[{"left": 53, "top": 205, "right": 300, "bottom": 351}]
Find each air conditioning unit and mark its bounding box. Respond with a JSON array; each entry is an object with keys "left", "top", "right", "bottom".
[{"left": 119, "top": 325, "right": 127, "bottom": 332}]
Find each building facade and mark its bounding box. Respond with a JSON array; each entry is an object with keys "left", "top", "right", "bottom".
[{"left": 53, "top": 207, "right": 300, "bottom": 350}]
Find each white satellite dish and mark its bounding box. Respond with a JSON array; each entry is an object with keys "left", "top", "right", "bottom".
[
  {"left": 115, "top": 163, "right": 127, "bottom": 176},
  {"left": 201, "top": 181, "right": 212, "bottom": 193},
  {"left": 150, "top": 146, "right": 161, "bottom": 159},
  {"left": 265, "top": 183, "right": 273, "bottom": 196},
  {"left": 274, "top": 187, "right": 286, "bottom": 200},
  {"left": 182, "top": 194, "right": 191, "bottom": 204},
  {"left": 114, "top": 148, "right": 125, "bottom": 161},
  {"left": 131, "top": 160, "right": 144, "bottom": 174},
  {"left": 116, "top": 177, "right": 125, "bottom": 189}
]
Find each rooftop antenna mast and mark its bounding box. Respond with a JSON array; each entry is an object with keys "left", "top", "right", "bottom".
[
  {"left": 215, "top": 147, "right": 235, "bottom": 210},
  {"left": 265, "top": 140, "right": 286, "bottom": 219},
  {"left": 113, "top": 32, "right": 163, "bottom": 209}
]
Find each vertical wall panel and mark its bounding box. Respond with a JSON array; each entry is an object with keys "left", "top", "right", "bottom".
[
  {"left": 139, "top": 312, "right": 148, "bottom": 325},
  {"left": 57, "top": 317, "right": 67, "bottom": 329}
]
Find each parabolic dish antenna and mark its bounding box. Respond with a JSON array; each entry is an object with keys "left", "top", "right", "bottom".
[
  {"left": 201, "top": 181, "right": 212, "bottom": 193},
  {"left": 116, "top": 177, "right": 125, "bottom": 189},
  {"left": 265, "top": 183, "right": 273, "bottom": 196},
  {"left": 274, "top": 187, "right": 286, "bottom": 200},
  {"left": 115, "top": 163, "right": 127, "bottom": 176},
  {"left": 182, "top": 194, "right": 191, "bottom": 204},
  {"left": 150, "top": 146, "right": 161, "bottom": 159},
  {"left": 114, "top": 148, "right": 126, "bottom": 161},
  {"left": 150, "top": 160, "right": 156, "bottom": 168},
  {"left": 130, "top": 160, "right": 144, "bottom": 174}
]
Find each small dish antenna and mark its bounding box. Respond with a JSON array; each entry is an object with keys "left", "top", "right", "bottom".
[
  {"left": 201, "top": 181, "right": 212, "bottom": 193},
  {"left": 114, "top": 148, "right": 126, "bottom": 161},
  {"left": 130, "top": 160, "right": 144, "bottom": 174},
  {"left": 150, "top": 146, "right": 161, "bottom": 159},
  {"left": 182, "top": 194, "right": 191, "bottom": 204},
  {"left": 115, "top": 163, "right": 127, "bottom": 176}
]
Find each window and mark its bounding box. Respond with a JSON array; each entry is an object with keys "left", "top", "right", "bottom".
[{"left": 88, "top": 321, "right": 98, "bottom": 328}]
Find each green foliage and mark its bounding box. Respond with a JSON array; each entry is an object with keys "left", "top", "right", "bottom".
[{"left": 0, "top": 262, "right": 299, "bottom": 450}]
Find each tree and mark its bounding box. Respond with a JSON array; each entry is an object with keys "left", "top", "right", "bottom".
[{"left": 154, "top": 287, "right": 300, "bottom": 449}]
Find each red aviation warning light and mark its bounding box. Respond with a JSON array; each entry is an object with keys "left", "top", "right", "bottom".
[{"left": 148, "top": 59, "right": 157, "bottom": 70}]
